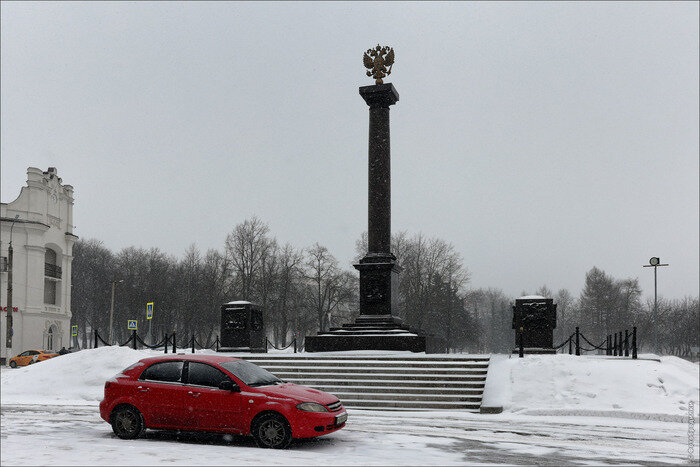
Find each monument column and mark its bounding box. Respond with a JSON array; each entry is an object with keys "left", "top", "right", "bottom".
[
  {"left": 362, "top": 84, "right": 398, "bottom": 256},
  {"left": 355, "top": 83, "right": 401, "bottom": 317},
  {"left": 305, "top": 45, "right": 442, "bottom": 352}
]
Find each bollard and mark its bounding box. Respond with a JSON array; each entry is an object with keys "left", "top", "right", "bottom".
[
  {"left": 172, "top": 331, "right": 177, "bottom": 354},
  {"left": 613, "top": 333, "right": 618, "bottom": 356},
  {"left": 632, "top": 326, "right": 638, "bottom": 359},
  {"left": 575, "top": 327, "right": 580, "bottom": 356},
  {"left": 624, "top": 329, "right": 629, "bottom": 357},
  {"left": 191, "top": 334, "right": 195, "bottom": 354},
  {"left": 568, "top": 335, "right": 572, "bottom": 355},
  {"left": 132, "top": 330, "right": 137, "bottom": 350},
  {"left": 294, "top": 338, "right": 297, "bottom": 354},
  {"left": 94, "top": 329, "right": 99, "bottom": 349},
  {"left": 518, "top": 327, "right": 524, "bottom": 358},
  {"left": 164, "top": 333, "right": 169, "bottom": 353},
  {"left": 215, "top": 335, "right": 219, "bottom": 352}
]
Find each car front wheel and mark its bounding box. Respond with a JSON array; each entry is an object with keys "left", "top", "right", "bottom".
[
  {"left": 252, "top": 413, "right": 292, "bottom": 449},
  {"left": 9, "top": 361, "right": 17, "bottom": 368},
  {"left": 111, "top": 405, "right": 145, "bottom": 440}
]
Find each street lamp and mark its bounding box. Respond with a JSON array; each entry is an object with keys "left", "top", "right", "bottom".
[
  {"left": 109, "top": 279, "right": 124, "bottom": 345},
  {"left": 5, "top": 215, "right": 20, "bottom": 353},
  {"left": 643, "top": 257, "right": 669, "bottom": 355}
]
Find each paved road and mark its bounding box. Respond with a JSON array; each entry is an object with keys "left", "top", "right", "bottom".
[{"left": 1, "top": 405, "right": 695, "bottom": 465}]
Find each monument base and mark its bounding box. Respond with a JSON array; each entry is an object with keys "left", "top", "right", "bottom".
[
  {"left": 511, "top": 347, "right": 557, "bottom": 355},
  {"left": 305, "top": 314, "right": 446, "bottom": 353}
]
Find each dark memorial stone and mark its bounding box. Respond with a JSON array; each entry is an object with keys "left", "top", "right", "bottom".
[
  {"left": 306, "top": 46, "right": 444, "bottom": 353},
  {"left": 218, "top": 301, "right": 267, "bottom": 353},
  {"left": 512, "top": 297, "right": 557, "bottom": 354}
]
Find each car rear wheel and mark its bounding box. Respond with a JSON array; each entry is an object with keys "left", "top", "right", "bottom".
[
  {"left": 111, "top": 405, "right": 145, "bottom": 440},
  {"left": 9, "top": 361, "right": 17, "bottom": 368},
  {"left": 252, "top": 413, "right": 292, "bottom": 449}
]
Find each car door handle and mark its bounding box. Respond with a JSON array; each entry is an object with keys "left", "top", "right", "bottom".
[
  {"left": 188, "top": 391, "right": 201, "bottom": 397},
  {"left": 137, "top": 386, "right": 150, "bottom": 392}
]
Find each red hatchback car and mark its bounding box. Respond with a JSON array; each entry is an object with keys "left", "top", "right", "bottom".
[{"left": 100, "top": 355, "right": 347, "bottom": 449}]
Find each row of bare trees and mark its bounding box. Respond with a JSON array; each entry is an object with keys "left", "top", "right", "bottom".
[{"left": 71, "top": 217, "right": 697, "bottom": 356}]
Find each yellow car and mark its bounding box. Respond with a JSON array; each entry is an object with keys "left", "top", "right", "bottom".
[{"left": 8, "top": 349, "right": 59, "bottom": 368}]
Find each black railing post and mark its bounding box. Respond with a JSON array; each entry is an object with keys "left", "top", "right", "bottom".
[
  {"left": 606, "top": 335, "right": 611, "bottom": 355},
  {"left": 518, "top": 327, "right": 524, "bottom": 358},
  {"left": 94, "top": 329, "right": 99, "bottom": 349},
  {"left": 191, "top": 334, "right": 195, "bottom": 354},
  {"left": 632, "top": 326, "right": 638, "bottom": 359},
  {"left": 215, "top": 335, "right": 219, "bottom": 352},
  {"left": 575, "top": 327, "right": 580, "bottom": 355},
  {"left": 172, "top": 331, "right": 177, "bottom": 354},
  {"left": 293, "top": 337, "right": 297, "bottom": 354},
  {"left": 613, "top": 333, "right": 618, "bottom": 356},
  {"left": 164, "top": 333, "right": 169, "bottom": 353},
  {"left": 624, "top": 329, "right": 629, "bottom": 357},
  {"left": 132, "top": 330, "right": 137, "bottom": 350},
  {"left": 568, "top": 335, "right": 572, "bottom": 354}
]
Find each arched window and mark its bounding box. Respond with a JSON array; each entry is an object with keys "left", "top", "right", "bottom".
[
  {"left": 44, "top": 247, "right": 60, "bottom": 305},
  {"left": 45, "top": 248, "right": 57, "bottom": 266},
  {"left": 47, "top": 326, "right": 55, "bottom": 351}
]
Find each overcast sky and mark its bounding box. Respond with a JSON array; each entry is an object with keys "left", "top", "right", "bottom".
[{"left": 2, "top": 1, "right": 698, "bottom": 301}]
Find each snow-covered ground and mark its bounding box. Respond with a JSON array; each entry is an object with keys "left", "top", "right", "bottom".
[{"left": 1, "top": 347, "right": 698, "bottom": 465}]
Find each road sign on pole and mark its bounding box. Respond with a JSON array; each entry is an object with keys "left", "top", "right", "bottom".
[
  {"left": 71, "top": 325, "right": 78, "bottom": 337},
  {"left": 146, "top": 302, "right": 154, "bottom": 320},
  {"left": 128, "top": 320, "right": 138, "bottom": 330}
]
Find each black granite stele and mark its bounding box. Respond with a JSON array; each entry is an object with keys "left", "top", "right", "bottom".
[
  {"left": 511, "top": 297, "right": 557, "bottom": 355},
  {"left": 306, "top": 83, "right": 444, "bottom": 353}
]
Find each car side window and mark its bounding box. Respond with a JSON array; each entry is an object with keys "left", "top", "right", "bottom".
[
  {"left": 187, "top": 362, "right": 232, "bottom": 388},
  {"left": 29, "top": 351, "right": 40, "bottom": 355},
  {"left": 139, "top": 361, "right": 184, "bottom": 383},
  {"left": 19, "top": 351, "right": 30, "bottom": 357}
]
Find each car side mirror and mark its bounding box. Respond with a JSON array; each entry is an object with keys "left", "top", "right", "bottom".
[{"left": 219, "top": 380, "right": 240, "bottom": 392}]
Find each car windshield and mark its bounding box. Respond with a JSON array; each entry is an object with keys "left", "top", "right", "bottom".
[{"left": 219, "top": 360, "right": 282, "bottom": 387}]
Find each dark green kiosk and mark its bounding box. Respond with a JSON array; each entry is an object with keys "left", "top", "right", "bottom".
[{"left": 218, "top": 301, "right": 267, "bottom": 353}]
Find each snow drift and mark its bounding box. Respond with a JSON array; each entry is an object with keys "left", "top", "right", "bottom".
[{"left": 482, "top": 353, "right": 699, "bottom": 421}]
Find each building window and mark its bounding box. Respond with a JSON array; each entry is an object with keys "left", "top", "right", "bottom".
[
  {"left": 47, "top": 326, "right": 55, "bottom": 351},
  {"left": 44, "top": 248, "right": 62, "bottom": 279},
  {"left": 44, "top": 279, "right": 57, "bottom": 304}
]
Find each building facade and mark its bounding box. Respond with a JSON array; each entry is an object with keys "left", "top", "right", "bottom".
[{"left": 1, "top": 167, "right": 77, "bottom": 363}]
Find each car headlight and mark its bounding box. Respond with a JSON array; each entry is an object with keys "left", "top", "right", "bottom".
[{"left": 296, "top": 402, "right": 329, "bottom": 413}]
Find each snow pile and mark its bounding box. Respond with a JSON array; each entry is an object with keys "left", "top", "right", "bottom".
[
  {"left": 483, "top": 354, "right": 699, "bottom": 421},
  {"left": 1, "top": 346, "right": 157, "bottom": 405}
]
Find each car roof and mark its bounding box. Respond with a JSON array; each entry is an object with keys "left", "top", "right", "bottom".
[{"left": 137, "top": 354, "right": 243, "bottom": 365}]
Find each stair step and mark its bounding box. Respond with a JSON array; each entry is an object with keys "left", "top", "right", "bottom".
[
  {"left": 246, "top": 360, "right": 488, "bottom": 369},
  {"left": 280, "top": 378, "right": 485, "bottom": 388},
  {"left": 331, "top": 392, "right": 482, "bottom": 403},
  {"left": 239, "top": 356, "right": 490, "bottom": 362},
  {"left": 338, "top": 398, "right": 482, "bottom": 410},
  {"left": 270, "top": 372, "right": 486, "bottom": 382},
  {"left": 261, "top": 366, "right": 487, "bottom": 375},
  {"left": 299, "top": 385, "right": 484, "bottom": 395}
]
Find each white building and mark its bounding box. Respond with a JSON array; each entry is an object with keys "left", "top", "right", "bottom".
[{"left": 1, "top": 167, "right": 77, "bottom": 363}]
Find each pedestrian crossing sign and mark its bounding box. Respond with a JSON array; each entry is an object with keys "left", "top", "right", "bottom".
[
  {"left": 128, "top": 320, "right": 137, "bottom": 330},
  {"left": 146, "top": 302, "right": 154, "bottom": 320},
  {"left": 71, "top": 325, "right": 78, "bottom": 337}
]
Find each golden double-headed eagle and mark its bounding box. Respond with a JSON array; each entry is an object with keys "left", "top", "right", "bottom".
[{"left": 363, "top": 45, "right": 394, "bottom": 84}]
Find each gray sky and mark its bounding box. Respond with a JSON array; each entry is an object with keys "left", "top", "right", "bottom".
[{"left": 2, "top": 1, "right": 698, "bottom": 301}]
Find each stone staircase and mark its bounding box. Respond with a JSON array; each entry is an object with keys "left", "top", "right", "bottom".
[{"left": 240, "top": 354, "right": 490, "bottom": 412}]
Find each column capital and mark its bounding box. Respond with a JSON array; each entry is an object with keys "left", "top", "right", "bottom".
[{"left": 359, "top": 83, "right": 399, "bottom": 108}]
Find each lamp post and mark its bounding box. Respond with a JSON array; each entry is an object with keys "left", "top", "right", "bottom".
[
  {"left": 643, "top": 257, "right": 668, "bottom": 355},
  {"left": 109, "top": 279, "right": 123, "bottom": 345},
  {"left": 5, "top": 215, "right": 20, "bottom": 354}
]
